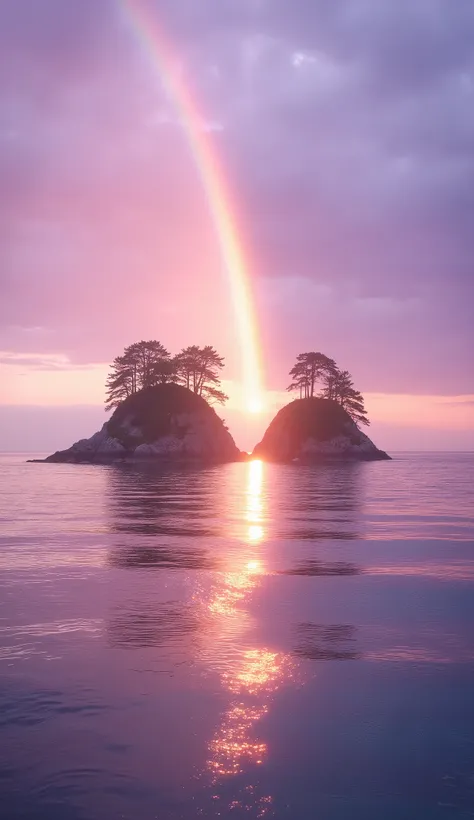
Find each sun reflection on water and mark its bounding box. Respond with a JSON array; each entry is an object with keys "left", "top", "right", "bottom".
[
  {"left": 248, "top": 524, "right": 264, "bottom": 542},
  {"left": 208, "top": 646, "right": 294, "bottom": 779},
  {"left": 246, "top": 560, "right": 260, "bottom": 573},
  {"left": 208, "top": 703, "right": 268, "bottom": 777},
  {"left": 200, "top": 460, "right": 295, "bottom": 814},
  {"left": 245, "top": 459, "right": 264, "bottom": 543},
  {"left": 207, "top": 559, "right": 263, "bottom": 619},
  {"left": 224, "top": 648, "right": 290, "bottom": 696}
]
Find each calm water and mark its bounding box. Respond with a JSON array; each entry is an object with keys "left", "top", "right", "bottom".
[{"left": 1, "top": 452, "right": 474, "bottom": 819}]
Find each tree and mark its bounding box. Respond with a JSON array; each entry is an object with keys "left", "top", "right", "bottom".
[
  {"left": 105, "top": 340, "right": 173, "bottom": 410},
  {"left": 149, "top": 357, "right": 178, "bottom": 386},
  {"left": 287, "top": 352, "right": 370, "bottom": 427},
  {"left": 127, "top": 340, "right": 172, "bottom": 389},
  {"left": 105, "top": 341, "right": 228, "bottom": 411},
  {"left": 105, "top": 353, "right": 135, "bottom": 411},
  {"left": 174, "top": 345, "right": 228, "bottom": 404},
  {"left": 287, "top": 352, "right": 337, "bottom": 398},
  {"left": 204, "top": 384, "right": 230, "bottom": 406},
  {"left": 321, "top": 369, "right": 370, "bottom": 426}
]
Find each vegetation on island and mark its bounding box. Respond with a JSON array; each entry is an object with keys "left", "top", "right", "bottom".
[
  {"left": 252, "top": 396, "right": 388, "bottom": 461},
  {"left": 106, "top": 383, "right": 239, "bottom": 457},
  {"left": 287, "top": 352, "right": 369, "bottom": 426},
  {"left": 105, "top": 342, "right": 370, "bottom": 429},
  {"left": 105, "top": 340, "right": 228, "bottom": 411},
  {"left": 40, "top": 341, "right": 385, "bottom": 464}
]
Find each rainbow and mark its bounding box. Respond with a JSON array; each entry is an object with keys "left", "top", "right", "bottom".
[{"left": 120, "top": 0, "right": 263, "bottom": 412}]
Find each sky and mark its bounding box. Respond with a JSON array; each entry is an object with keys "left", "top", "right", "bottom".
[{"left": 1, "top": 0, "right": 473, "bottom": 453}]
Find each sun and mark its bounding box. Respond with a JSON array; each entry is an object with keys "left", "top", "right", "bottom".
[{"left": 246, "top": 397, "right": 263, "bottom": 414}]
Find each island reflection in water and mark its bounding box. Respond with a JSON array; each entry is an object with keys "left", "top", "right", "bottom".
[
  {"left": 2, "top": 453, "right": 474, "bottom": 818},
  {"left": 104, "top": 460, "right": 367, "bottom": 815}
]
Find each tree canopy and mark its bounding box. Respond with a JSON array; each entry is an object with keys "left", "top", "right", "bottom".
[
  {"left": 105, "top": 340, "right": 173, "bottom": 411},
  {"left": 287, "top": 352, "right": 337, "bottom": 399},
  {"left": 287, "top": 352, "right": 370, "bottom": 426},
  {"left": 174, "top": 345, "right": 228, "bottom": 405},
  {"left": 105, "top": 340, "right": 228, "bottom": 411},
  {"left": 106, "top": 341, "right": 369, "bottom": 429}
]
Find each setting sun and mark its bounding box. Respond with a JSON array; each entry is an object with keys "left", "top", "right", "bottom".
[{"left": 246, "top": 396, "right": 264, "bottom": 414}]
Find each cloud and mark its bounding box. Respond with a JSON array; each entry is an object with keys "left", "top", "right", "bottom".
[{"left": 0, "top": 0, "right": 473, "bottom": 400}]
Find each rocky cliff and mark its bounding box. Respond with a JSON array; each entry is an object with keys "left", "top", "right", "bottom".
[
  {"left": 42, "top": 384, "right": 240, "bottom": 464},
  {"left": 253, "top": 397, "right": 390, "bottom": 462}
]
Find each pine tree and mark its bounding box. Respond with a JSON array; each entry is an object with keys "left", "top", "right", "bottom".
[
  {"left": 287, "top": 352, "right": 337, "bottom": 398},
  {"left": 105, "top": 340, "right": 173, "bottom": 410},
  {"left": 321, "top": 369, "right": 370, "bottom": 426},
  {"left": 174, "top": 345, "right": 227, "bottom": 404}
]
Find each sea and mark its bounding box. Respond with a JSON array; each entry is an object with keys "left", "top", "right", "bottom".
[{"left": 0, "top": 451, "right": 473, "bottom": 820}]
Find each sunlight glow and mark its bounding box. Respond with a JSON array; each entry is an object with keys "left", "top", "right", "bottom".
[
  {"left": 208, "top": 703, "right": 268, "bottom": 776},
  {"left": 248, "top": 525, "right": 264, "bottom": 543},
  {"left": 246, "top": 560, "right": 261, "bottom": 573},
  {"left": 189, "top": 459, "right": 295, "bottom": 811},
  {"left": 209, "top": 648, "right": 295, "bottom": 780},
  {"left": 246, "top": 397, "right": 264, "bottom": 414},
  {"left": 208, "top": 569, "right": 258, "bottom": 618},
  {"left": 247, "top": 459, "right": 263, "bottom": 492},
  {"left": 224, "top": 648, "right": 291, "bottom": 696},
  {"left": 245, "top": 459, "right": 264, "bottom": 544}
]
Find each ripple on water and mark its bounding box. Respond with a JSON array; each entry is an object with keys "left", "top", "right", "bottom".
[
  {"left": 0, "top": 453, "right": 473, "bottom": 820},
  {"left": 0, "top": 683, "right": 108, "bottom": 728}
]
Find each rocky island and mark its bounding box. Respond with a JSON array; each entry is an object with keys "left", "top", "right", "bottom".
[
  {"left": 32, "top": 341, "right": 390, "bottom": 465},
  {"left": 39, "top": 383, "right": 240, "bottom": 464},
  {"left": 253, "top": 397, "right": 390, "bottom": 462}
]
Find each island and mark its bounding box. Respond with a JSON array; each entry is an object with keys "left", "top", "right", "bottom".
[
  {"left": 33, "top": 340, "right": 390, "bottom": 464},
  {"left": 253, "top": 396, "right": 390, "bottom": 462},
  {"left": 40, "top": 383, "right": 240, "bottom": 464}
]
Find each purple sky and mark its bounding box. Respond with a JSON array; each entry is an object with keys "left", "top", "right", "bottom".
[{"left": 1, "top": 0, "right": 473, "bottom": 451}]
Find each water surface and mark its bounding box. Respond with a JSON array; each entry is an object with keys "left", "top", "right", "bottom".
[{"left": 1, "top": 452, "right": 474, "bottom": 818}]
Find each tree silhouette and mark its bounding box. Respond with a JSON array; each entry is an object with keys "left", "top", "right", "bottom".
[
  {"left": 105, "top": 353, "right": 135, "bottom": 411},
  {"left": 150, "top": 357, "right": 178, "bottom": 386},
  {"left": 106, "top": 342, "right": 229, "bottom": 411},
  {"left": 174, "top": 345, "right": 228, "bottom": 405},
  {"left": 287, "top": 352, "right": 337, "bottom": 398},
  {"left": 322, "top": 369, "right": 370, "bottom": 426},
  {"left": 129, "top": 340, "right": 171, "bottom": 389},
  {"left": 288, "top": 353, "right": 370, "bottom": 426},
  {"left": 105, "top": 340, "right": 173, "bottom": 410},
  {"left": 204, "top": 384, "right": 229, "bottom": 406}
]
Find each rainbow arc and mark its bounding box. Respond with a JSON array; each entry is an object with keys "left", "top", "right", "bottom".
[{"left": 121, "top": 0, "right": 264, "bottom": 412}]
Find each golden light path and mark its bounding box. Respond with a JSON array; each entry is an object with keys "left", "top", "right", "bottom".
[
  {"left": 246, "top": 458, "right": 264, "bottom": 543},
  {"left": 196, "top": 460, "right": 295, "bottom": 815},
  {"left": 120, "top": 0, "right": 264, "bottom": 413}
]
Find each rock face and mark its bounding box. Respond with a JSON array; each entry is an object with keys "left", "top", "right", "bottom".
[
  {"left": 253, "top": 398, "right": 390, "bottom": 462},
  {"left": 43, "top": 384, "right": 240, "bottom": 464}
]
